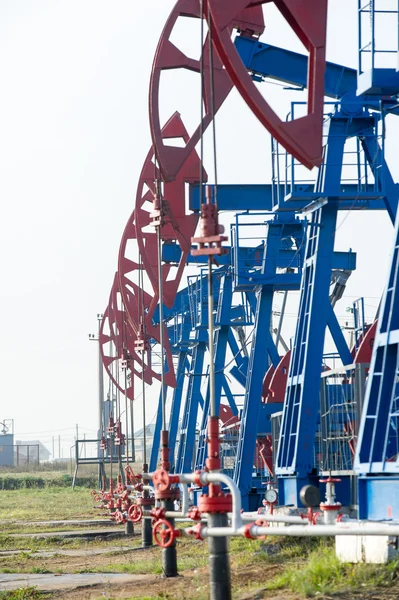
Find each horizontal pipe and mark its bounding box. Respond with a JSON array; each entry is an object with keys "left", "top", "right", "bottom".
[
  {"left": 240, "top": 512, "right": 307, "bottom": 524},
  {"left": 197, "top": 523, "right": 399, "bottom": 538}
]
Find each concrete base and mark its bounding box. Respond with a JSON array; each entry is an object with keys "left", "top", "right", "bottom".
[{"left": 336, "top": 523, "right": 399, "bottom": 564}]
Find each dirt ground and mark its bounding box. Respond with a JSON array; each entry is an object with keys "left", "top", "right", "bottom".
[{"left": 2, "top": 538, "right": 399, "bottom": 600}]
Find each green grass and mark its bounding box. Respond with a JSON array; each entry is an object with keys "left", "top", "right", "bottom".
[
  {"left": 264, "top": 543, "right": 399, "bottom": 597},
  {"left": 0, "top": 588, "right": 45, "bottom": 599},
  {"left": 77, "top": 540, "right": 209, "bottom": 576},
  {"left": 0, "top": 487, "right": 95, "bottom": 523}
]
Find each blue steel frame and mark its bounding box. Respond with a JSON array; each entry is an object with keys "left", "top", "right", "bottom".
[
  {"left": 355, "top": 198, "right": 399, "bottom": 518},
  {"left": 275, "top": 113, "right": 379, "bottom": 504}
]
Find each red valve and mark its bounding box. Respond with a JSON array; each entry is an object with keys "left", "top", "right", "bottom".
[
  {"left": 114, "top": 510, "right": 126, "bottom": 525},
  {"left": 188, "top": 523, "right": 205, "bottom": 541},
  {"left": 320, "top": 477, "right": 341, "bottom": 483},
  {"left": 128, "top": 504, "right": 143, "bottom": 523},
  {"left": 152, "top": 468, "right": 170, "bottom": 492},
  {"left": 188, "top": 507, "right": 202, "bottom": 522},
  {"left": 153, "top": 519, "right": 179, "bottom": 548},
  {"left": 150, "top": 507, "right": 166, "bottom": 523}
]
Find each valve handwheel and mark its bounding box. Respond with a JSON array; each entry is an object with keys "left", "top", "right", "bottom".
[
  {"left": 153, "top": 518, "right": 177, "bottom": 548},
  {"left": 128, "top": 504, "right": 143, "bottom": 523},
  {"left": 152, "top": 468, "right": 170, "bottom": 492},
  {"left": 114, "top": 510, "right": 125, "bottom": 524}
]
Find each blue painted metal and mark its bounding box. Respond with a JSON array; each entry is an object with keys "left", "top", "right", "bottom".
[
  {"left": 357, "top": 0, "right": 399, "bottom": 96},
  {"left": 276, "top": 117, "right": 347, "bottom": 501},
  {"left": 354, "top": 197, "right": 399, "bottom": 514},
  {"left": 233, "top": 215, "right": 294, "bottom": 510},
  {"left": 358, "top": 477, "right": 399, "bottom": 520},
  {"left": 149, "top": 386, "right": 164, "bottom": 472},
  {"left": 195, "top": 272, "right": 236, "bottom": 470},
  {"left": 189, "top": 183, "right": 388, "bottom": 214},
  {"left": 168, "top": 351, "right": 188, "bottom": 472},
  {"left": 175, "top": 330, "right": 207, "bottom": 473}
]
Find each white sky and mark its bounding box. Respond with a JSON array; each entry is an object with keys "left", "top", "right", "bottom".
[{"left": 0, "top": 1, "right": 397, "bottom": 457}]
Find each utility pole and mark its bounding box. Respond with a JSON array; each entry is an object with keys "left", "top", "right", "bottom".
[
  {"left": 52, "top": 436, "right": 55, "bottom": 460},
  {"left": 89, "top": 313, "right": 105, "bottom": 487},
  {"left": 58, "top": 435, "right": 61, "bottom": 459}
]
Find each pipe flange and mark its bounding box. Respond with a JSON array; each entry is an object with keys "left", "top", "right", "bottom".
[
  {"left": 320, "top": 502, "right": 342, "bottom": 511},
  {"left": 198, "top": 493, "right": 233, "bottom": 514},
  {"left": 154, "top": 487, "right": 181, "bottom": 501},
  {"left": 137, "top": 496, "right": 156, "bottom": 507}
]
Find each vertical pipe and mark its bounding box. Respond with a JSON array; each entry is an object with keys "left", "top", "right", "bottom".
[{"left": 98, "top": 315, "right": 104, "bottom": 488}]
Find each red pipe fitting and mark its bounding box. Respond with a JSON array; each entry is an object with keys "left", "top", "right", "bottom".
[
  {"left": 187, "top": 507, "right": 202, "bottom": 522},
  {"left": 150, "top": 507, "right": 166, "bottom": 522},
  {"left": 193, "top": 470, "right": 204, "bottom": 487},
  {"left": 205, "top": 416, "right": 222, "bottom": 473},
  {"left": 188, "top": 523, "right": 206, "bottom": 541}
]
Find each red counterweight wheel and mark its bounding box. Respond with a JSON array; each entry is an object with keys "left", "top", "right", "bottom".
[
  {"left": 99, "top": 278, "right": 156, "bottom": 399},
  {"left": 149, "top": 0, "right": 233, "bottom": 182},
  {"left": 118, "top": 113, "right": 209, "bottom": 388},
  {"left": 128, "top": 504, "right": 143, "bottom": 523},
  {"left": 206, "top": 0, "right": 328, "bottom": 169},
  {"left": 153, "top": 518, "right": 179, "bottom": 548}
]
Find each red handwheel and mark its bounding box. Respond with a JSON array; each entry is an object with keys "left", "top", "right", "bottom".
[
  {"left": 153, "top": 518, "right": 177, "bottom": 548},
  {"left": 128, "top": 504, "right": 143, "bottom": 523}
]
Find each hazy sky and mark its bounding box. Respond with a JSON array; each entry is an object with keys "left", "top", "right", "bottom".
[{"left": 0, "top": 1, "right": 397, "bottom": 457}]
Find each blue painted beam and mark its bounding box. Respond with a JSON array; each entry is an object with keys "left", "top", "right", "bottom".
[
  {"left": 163, "top": 243, "right": 357, "bottom": 272},
  {"left": 168, "top": 351, "right": 189, "bottom": 472},
  {"left": 234, "top": 36, "right": 399, "bottom": 115},
  {"left": 276, "top": 118, "right": 347, "bottom": 483},
  {"left": 189, "top": 184, "right": 387, "bottom": 213},
  {"left": 175, "top": 333, "right": 207, "bottom": 473},
  {"left": 234, "top": 36, "right": 357, "bottom": 99},
  {"left": 149, "top": 387, "right": 164, "bottom": 472}
]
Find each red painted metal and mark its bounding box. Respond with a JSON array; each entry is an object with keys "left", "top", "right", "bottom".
[
  {"left": 153, "top": 518, "right": 180, "bottom": 548},
  {"left": 256, "top": 436, "right": 273, "bottom": 476},
  {"left": 206, "top": 0, "right": 328, "bottom": 169},
  {"left": 197, "top": 415, "right": 233, "bottom": 514},
  {"left": 118, "top": 113, "right": 206, "bottom": 388},
  {"left": 152, "top": 468, "right": 180, "bottom": 493},
  {"left": 191, "top": 186, "right": 228, "bottom": 257},
  {"left": 128, "top": 504, "right": 143, "bottom": 523},
  {"left": 99, "top": 277, "right": 156, "bottom": 400},
  {"left": 263, "top": 351, "right": 291, "bottom": 403},
  {"left": 353, "top": 321, "right": 377, "bottom": 364},
  {"left": 149, "top": 0, "right": 235, "bottom": 182}
]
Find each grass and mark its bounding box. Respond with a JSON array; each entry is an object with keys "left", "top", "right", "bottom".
[
  {"left": 264, "top": 542, "right": 399, "bottom": 597},
  {"left": 0, "top": 487, "right": 95, "bottom": 523},
  {"left": 0, "top": 588, "right": 46, "bottom": 599},
  {"left": 78, "top": 540, "right": 209, "bottom": 576}
]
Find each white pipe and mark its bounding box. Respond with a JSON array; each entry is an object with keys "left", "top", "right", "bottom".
[
  {"left": 179, "top": 482, "right": 189, "bottom": 515},
  {"left": 240, "top": 513, "right": 307, "bottom": 524},
  {"left": 196, "top": 523, "right": 399, "bottom": 538},
  {"left": 176, "top": 471, "right": 243, "bottom": 530}
]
